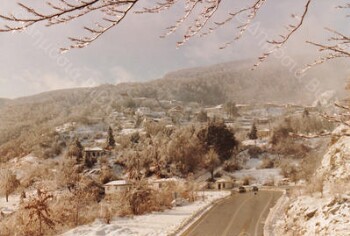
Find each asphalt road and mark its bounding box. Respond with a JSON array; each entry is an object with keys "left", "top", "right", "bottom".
[{"left": 182, "top": 190, "right": 282, "bottom": 236}]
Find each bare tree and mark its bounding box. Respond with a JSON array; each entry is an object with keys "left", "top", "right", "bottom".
[
  {"left": 22, "top": 189, "right": 56, "bottom": 236},
  {"left": 0, "top": 169, "right": 20, "bottom": 202},
  {"left": 205, "top": 148, "right": 220, "bottom": 181},
  {"left": 66, "top": 176, "right": 101, "bottom": 226},
  {"left": 57, "top": 157, "right": 81, "bottom": 191},
  {"left": 0, "top": 0, "right": 346, "bottom": 68}
]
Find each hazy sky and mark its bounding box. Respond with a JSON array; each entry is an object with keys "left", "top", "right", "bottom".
[{"left": 0, "top": 0, "right": 348, "bottom": 98}]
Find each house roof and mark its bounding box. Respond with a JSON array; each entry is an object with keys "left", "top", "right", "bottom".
[
  {"left": 150, "top": 178, "right": 179, "bottom": 183},
  {"left": 168, "top": 106, "right": 183, "bottom": 112},
  {"left": 104, "top": 180, "right": 131, "bottom": 186},
  {"left": 216, "top": 178, "right": 233, "bottom": 183},
  {"left": 84, "top": 147, "right": 104, "bottom": 152}
]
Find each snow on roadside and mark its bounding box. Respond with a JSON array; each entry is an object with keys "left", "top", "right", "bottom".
[
  {"left": 272, "top": 127, "right": 350, "bottom": 235},
  {"left": 233, "top": 168, "right": 282, "bottom": 185},
  {"left": 0, "top": 195, "right": 20, "bottom": 215},
  {"left": 274, "top": 194, "right": 350, "bottom": 236},
  {"left": 63, "top": 191, "right": 230, "bottom": 236}
]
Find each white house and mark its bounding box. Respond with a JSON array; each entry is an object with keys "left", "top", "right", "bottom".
[
  {"left": 214, "top": 178, "right": 234, "bottom": 190},
  {"left": 149, "top": 178, "right": 180, "bottom": 190},
  {"left": 104, "top": 180, "right": 132, "bottom": 195},
  {"left": 136, "top": 107, "right": 152, "bottom": 116}
]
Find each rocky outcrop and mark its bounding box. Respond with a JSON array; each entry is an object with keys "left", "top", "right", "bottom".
[{"left": 273, "top": 126, "right": 350, "bottom": 235}]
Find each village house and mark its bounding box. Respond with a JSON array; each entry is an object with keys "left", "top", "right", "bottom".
[
  {"left": 257, "top": 128, "right": 271, "bottom": 138},
  {"left": 168, "top": 105, "right": 184, "bottom": 116},
  {"left": 109, "top": 111, "right": 126, "bottom": 120},
  {"left": 149, "top": 178, "right": 180, "bottom": 190},
  {"left": 213, "top": 178, "right": 234, "bottom": 190},
  {"left": 205, "top": 104, "right": 224, "bottom": 118},
  {"left": 84, "top": 147, "right": 105, "bottom": 159},
  {"left": 104, "top": 180, "right": 132, "bottom": 195},
  {"left": 136, "top": 107, "right": 152, "bottom": 116},
  {"left": 236, "top": 103, "right": 252, "bottom": 112},
  {"left": 256, "top": 118, "right": 270, "bottom": 125}
]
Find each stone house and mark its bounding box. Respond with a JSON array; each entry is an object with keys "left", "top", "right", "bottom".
[{"left": 104, "top": 180, "right": 132, "bottom": 195}]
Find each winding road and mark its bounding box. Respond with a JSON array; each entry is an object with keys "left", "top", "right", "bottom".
[{"left": 182, "top": 190, "right": 282, "bottom": 236}]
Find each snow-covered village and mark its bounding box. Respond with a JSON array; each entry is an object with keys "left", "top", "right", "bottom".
[{"left": 1, "top": 1, "right": 350, "bottom": 236}]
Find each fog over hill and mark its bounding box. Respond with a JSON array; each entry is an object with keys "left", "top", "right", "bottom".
[
  {"left": 2, "top": 59, "right": 349, "bottom": 107},
  {"left": 154, "top": 59, "right": 348, "bottom": 105}
]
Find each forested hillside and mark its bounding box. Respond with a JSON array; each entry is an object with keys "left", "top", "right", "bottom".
[{"left": 146, "top": 60, "right": 348, "bottom": 104}]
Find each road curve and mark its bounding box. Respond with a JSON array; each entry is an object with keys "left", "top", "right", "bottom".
[{"left": 182, "top": 190, "right": 282, "bottom": 236}]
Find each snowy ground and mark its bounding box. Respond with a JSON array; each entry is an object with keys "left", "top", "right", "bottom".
[
  {"left": 272, "top": 126, "right": 350, "bottom": 235},
  {"left": 0, "top": 195, "right": 20, "bottom": 215},
  {"left": 232, "top": 168, "right": 282, "bottom": 185},
  {"left": 274, "top": 194, "right": 350, "bottom": 236},
  {"left": 62, "top": 191, "right": 230, "bottom": 236}
]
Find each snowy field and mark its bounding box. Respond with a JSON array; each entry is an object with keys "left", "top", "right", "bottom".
[
  {"left": 63, "top": 191, "right": 230, "bottom": 236},
  {"left": 0, "top": 194, "right": 20, "bottom": 215},
  {"left": 232, "top": 168, "right": 282, "bottom": 185}
]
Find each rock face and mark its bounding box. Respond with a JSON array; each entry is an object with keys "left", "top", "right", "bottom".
[
  {"left": 277, "top": 195, "right": 350, "bottom": 235},
  {"left": 317, "top": 135, "right": 350, "bottom": 191},
  {"left": 274, "top": 126, "right": 350, "bottom": 236}
]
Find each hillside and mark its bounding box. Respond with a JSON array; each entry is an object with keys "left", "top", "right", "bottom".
[
  {"left": 273, "top": 125, "right": 350, "bottom": 235},
  {"left": 149, "top": 60, "right": 348, "bottom": 105},
  {"left": 0, "top": 98, "right": 9, "bottom": 109},
  {"left": 0, "top": 59, "right": 348, "bottom": 161}
]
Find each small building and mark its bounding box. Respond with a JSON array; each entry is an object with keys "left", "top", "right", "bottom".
[
  {"left": 205, "top": 104, "right": 224, "bottom": 118},
  {"left": 214, "top": 178, "right": 234, "bottom": 190},
  {"left": 104, "top": 180, "right": 132, "bottom": 195},
  {"left": 136, "top": 107, "right": 152, "bottom": 116},
  {"left": 257, "top": 118, "right": 270, "bottom": 124},
  {"left": 257, "top": 128, "right": 271, "bottom": 138},
  {"left": 150, "top": 178, "right": 179, "bottom": 190},
  {"left": 84, "top": 147, "right": 105, "bottom": 159},
  {"left": 168, "top": 106, "right": 184, "bottom": 116}
]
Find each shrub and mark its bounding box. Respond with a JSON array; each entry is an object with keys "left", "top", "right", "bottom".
[
  {"left": 260, "top": 157, "right": 274, "bottom": 169},
  {"left": 222, "top": 160, "right": 242, "bottom": 172},
  {"left": 242, "top": 176, "right": 255, "bottom": 186},
  {"left": 248, "top": 146, "right": 263, "bottom": 158}
]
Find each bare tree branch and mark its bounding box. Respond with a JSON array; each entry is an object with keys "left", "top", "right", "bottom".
[
  {"left": 254, "top": 0, "right": 312, "bottom": 68},
  {"left": 0, "top": 0, "right": 349, "bottom": 71}
]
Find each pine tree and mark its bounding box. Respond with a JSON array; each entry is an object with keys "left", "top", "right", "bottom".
[
  {"left": 248, "top": 123, "right": 258, "bottom": 140},
  {"left": 106, "top": 126, "right": 116, "bottom": 148},
  {"left": 224, "top": 102, "right": 239, "bottom": 119},
  {"left": 198, "top": 121, "right": 238, "bottom": 161}
]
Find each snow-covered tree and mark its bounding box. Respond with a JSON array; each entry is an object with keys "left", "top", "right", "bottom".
[
  {"left": 205, "top": 149, "right": 221, "bottom": 181},
  {"left": 67, "top": 139, "right": 84, "bottom": 163},
  {"left": 0, "top": 169, "right": 20, "bottom": 202}
]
